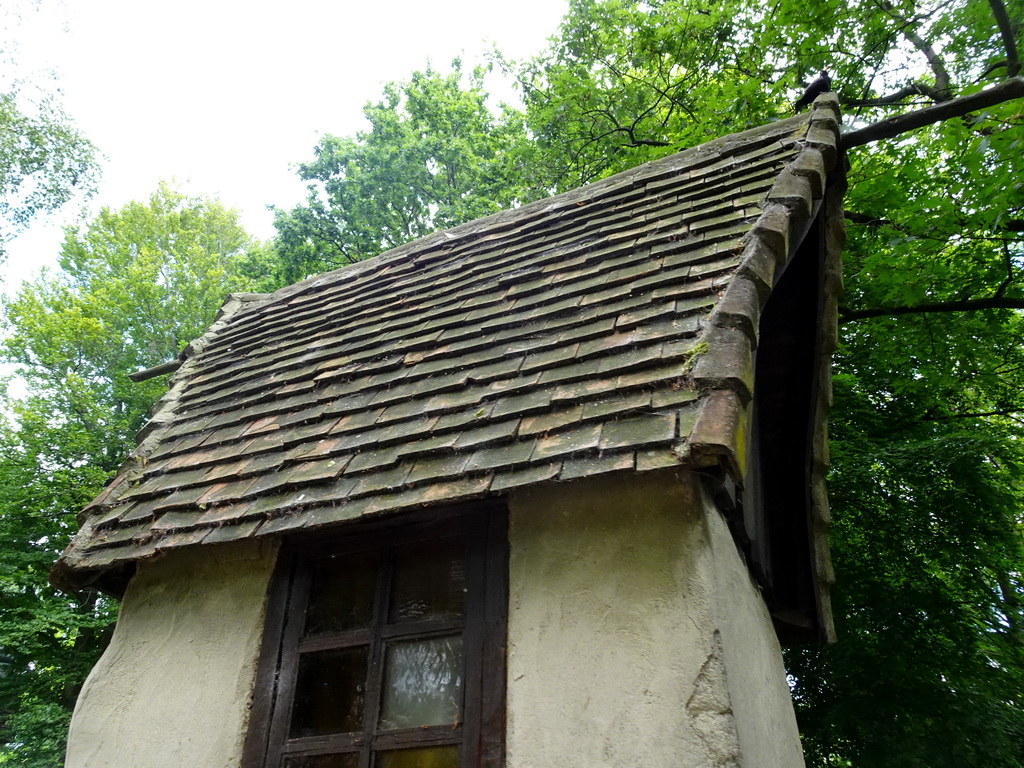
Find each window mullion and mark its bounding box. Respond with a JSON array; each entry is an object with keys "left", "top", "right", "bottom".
[
  {"left": 265, "top": 560, "right": 314, "bottom": 768},
  {"left": 478, "top": 513, "right": 509, "bottom": 768},
  {"left": 360, "top": 544, "right": 395, "bottom": 767},
  {"left": 458, "top": 518, "right": 487, "bottom": 768}
]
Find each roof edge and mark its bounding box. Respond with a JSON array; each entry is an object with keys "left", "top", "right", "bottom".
[
  {"left": 70, "top": 293, "right": 266, "bottom": 536},
  {"left": 683, "top": 92, "right": 843, "bottom": 642},
  {"left": 262, "top": 113, "right": 815, "bottom": 307},
  {"left": 686, "top": 92, "right": 841, "bottom": 474}
]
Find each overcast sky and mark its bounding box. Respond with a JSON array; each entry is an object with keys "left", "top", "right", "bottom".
[{"left": 2, "top": 0, "right": 569, "bottom": 286}]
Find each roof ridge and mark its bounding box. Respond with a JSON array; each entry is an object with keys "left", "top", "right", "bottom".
[{"left": 234, "top": 113, "right": 812, "bottom": 316}]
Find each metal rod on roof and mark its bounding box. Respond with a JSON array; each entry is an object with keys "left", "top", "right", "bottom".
[{"left": 129, "top": 359, "right": 182, "bottom": 382}]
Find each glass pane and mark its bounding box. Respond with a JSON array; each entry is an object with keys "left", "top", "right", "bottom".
[
  {"left": 284, "top": 754, "right": 360, "bottom": 768},
  {"left": 389, "top": 537, "right": 466, "bottom": 623},
  {"left": 379, "top": 635, "right": 463, "bottom": 729},
  {"left": 376, "top": 746, "right": 459, "bottom": 768},
  {"left": 290, "top": 647, "right": 368, "bottom": 738},
  {"left": 306, "top": 550, "right": 380, "bottom": 634}
]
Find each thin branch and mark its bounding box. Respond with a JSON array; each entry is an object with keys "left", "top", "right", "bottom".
[
  {"left": 988, "top": 0, "right": 1021, "bottom": 78},
  {"left": 845, "top": 209, "right": 1024, "bottom": 235},
  {"left": 579, "top": 106, "right": 673, "bottom": 147},
  {"left": 628, "top": 136, "right": 674, "bottom": 148},
  {"left": 843, "top": 82, "right": 946, "bottom": 107},
  {"left": 995, "top": 240, "right": 1015, "bottom": 297},
  {"left": 921, "top": 409, "right": 1021, "bottom": 421},
  {"left": 840, "top": 296, "right": 1024, "bottom": 323},
  {"left": 978, "top": 59, "right": 1010, "bottom": 82},
  {"left": 842, "top": 77, "right": 1024, "bottom": 148},
  {"left": 901, "top": 27, "right": 953, "bottom": 100},
  {"left": 843, "top": 210, "right": 900, "bottom": 228}
]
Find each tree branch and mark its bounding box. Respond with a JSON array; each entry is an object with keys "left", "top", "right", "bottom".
[
  {"left": 839, "top": 296, "right": 1024, "bottom": 323},
  {"left": 902, "top": 27, "right": 953, "bottom": 101},
  {"left": 995, "top": 240, "right": 1015, "bottom": 297},
  {"left": 843, "top": 82, "right": 945, "bottom": 108},
  {"left": 844, "top": 210, "right": 899, "bottom": 228},
  {"left": 628, "top": 136, "right": 674, "bottom": 148},
  {"left": 845, "top": 209, "right": 1024, "bottom": 234},
  {"left": 842, "top": 77, "right": 1024, "bottom": 148},
  {"left": 988, "top": 0, "right": 1021, "bottom": 78},
  {"left": 977, "top": 60, "right": 1010, "bottom": 82},
  {"left": 876, "top": 0, "right": 953, "bottom": 100},
  {"left": 921, "top": 409, "right": 1021, "bottom": 421}
]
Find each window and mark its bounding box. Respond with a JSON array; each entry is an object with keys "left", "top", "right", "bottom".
[{"left": 245, "top": 507, "right": 507, "bottom": 768}]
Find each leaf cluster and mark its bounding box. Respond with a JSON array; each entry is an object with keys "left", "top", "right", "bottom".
[
  {"left": 273, "top": 62, "right": 537, "bottom": 282},
  {"left": 0, "top": 183, "right": 270, "bottom": 765},
  {"left": 0, "top": 91, "right": 98, "bottom": 257}
]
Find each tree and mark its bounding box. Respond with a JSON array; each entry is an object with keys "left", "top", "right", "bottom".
[
  {"left": 1, "top": 3, "right": 99, "bottom": 256},
  {"left": 273, "top": 61, "right": 537, "bottom": 282},
  {"left": 0, "top": 184, "right": 274, "bottom": 766},
  {"left": 509, "top": 0, "right": 788, "bottom": 189},
  {"left": 0, "top": 93, "right": 98, "bottom": 255}
]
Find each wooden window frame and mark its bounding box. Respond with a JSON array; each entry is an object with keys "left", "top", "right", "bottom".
[{"left": 243, "top": 503, "right": 508, "bottom": 768}]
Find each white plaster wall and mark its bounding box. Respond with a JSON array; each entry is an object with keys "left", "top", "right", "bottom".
[
  {"left": 65, "top": 538, "right": 279, "bottom": 768},
  {"left": 696, "top": 483, "right": 806, "bottom": 765},
  {"left": 698, "top": 483, "right": 806, "bottom": 768},
  {"left": 505, "top": 470, "right": 804, "bottom": 768}
]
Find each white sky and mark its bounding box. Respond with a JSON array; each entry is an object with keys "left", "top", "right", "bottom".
[{"left": 1, "top": 0, "right": 569, "bottom": 287}]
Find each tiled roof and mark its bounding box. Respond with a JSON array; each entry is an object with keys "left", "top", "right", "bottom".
[{"left": 53, "top": 96, "right": 843, "bottom": 591}]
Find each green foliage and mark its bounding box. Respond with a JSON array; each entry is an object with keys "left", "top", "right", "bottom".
[
  {"left": 273, "top": 61, "right": 536, "bottom": 282},
  {"left": 784, "top": 112, "right": 1024, "bottom": 760},
  {"left": 511, "top": 0, "right": 790, "bottom": 189},
  {"left": 786, "top": 373, "right": 1024, "bottom": 767},
  {"left": 0, "top": 91, "right": 98, "bottom": 257},
  {"left": 0, "top": 413, "right": 113, "bottom": 768},
  {"left": 0, "top": 184, "right": 273, "bottom": 765}
]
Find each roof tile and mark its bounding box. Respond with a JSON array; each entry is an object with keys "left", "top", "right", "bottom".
[
  {"left": 560, "top": 451, "right": 635, "bottom": 480},
  {"left": 519, "top": 406, "right": 583, "bottom": 436},
  {"left": 490, "top": 462, "right": 561, "bottom": 491},
  {"left": 531, "top": 423, "right": 604, "bottom": 461},
  {"left": 600, "top": 413, "right": 678, "bottom": 451}
]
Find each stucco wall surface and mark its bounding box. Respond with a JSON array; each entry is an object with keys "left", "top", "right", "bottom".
[
  {"left": 699, "top": 483, "right": 807, "bottom": 768},
  {"left": 65, "top": 538, "right": 279, "bottom": 768},
  {"left": 505, "top": 470, "right": 804, "bottom": 768}
]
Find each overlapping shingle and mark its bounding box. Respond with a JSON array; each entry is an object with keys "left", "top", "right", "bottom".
[{"left": 53, "top": 97, "right": 843, "bottom": 590}]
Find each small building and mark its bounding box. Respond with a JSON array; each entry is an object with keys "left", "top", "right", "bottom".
[{"left": 53, "top": 94, "right": 845, "bottom": 768}]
